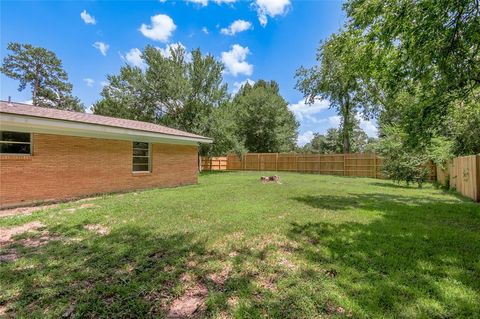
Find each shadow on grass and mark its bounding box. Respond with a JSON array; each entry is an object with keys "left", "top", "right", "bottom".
[
  {"left": 2, "top": 191, "right": 479, "bottom": 318},
  {"left": 367, "top": 181, "right": 417, "bottom": 189},
  {"left": 289, "top": 192, "right": 480, "bottom": 317},
  {"left": 1, "top": 223, "right": 305, "bottom": 318},
  {"left": 0, "top": 225, "right": 213, "bottom": 317},
  {"left": 199, "top": 170, "right": 231, "bottom": 176}
]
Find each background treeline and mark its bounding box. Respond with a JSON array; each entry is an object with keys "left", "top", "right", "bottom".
[
  {"left": 2, "top": 0, "right": 478, "bottom": 176},
  {"left": 92, "top": 45, "right": 299, "bottom": 156},
  {"left": 2, "top": 43, "right": 300, "bottom": 157},
  {"left": 296, "top": 0, "right": 480, "bottom": 186}
]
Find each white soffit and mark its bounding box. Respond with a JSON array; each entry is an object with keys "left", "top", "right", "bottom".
[{"left": 0, "top": 113, "right": 213, "bottom": 145}]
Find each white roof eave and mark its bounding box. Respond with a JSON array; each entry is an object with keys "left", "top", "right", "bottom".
[{"left": 0, "top": 113, "right": 213, "bottom": 145}]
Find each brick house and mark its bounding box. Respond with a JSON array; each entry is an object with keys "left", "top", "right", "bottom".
[{"left": 0, "top": 101, "right": 212, "bottom": 208}]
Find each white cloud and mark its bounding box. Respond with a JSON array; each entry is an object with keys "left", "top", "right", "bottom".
[
  {"left": 254, "top": 0, "right": 291, "bottom": 26},
  {"left": 202, "top": 27, "right": 209, "bottom": 34},
  {"left": 186, "top": 0, "right": 208, "bottom": 6},
  {"left": 221, "top": 20, "right": 252, "bottom": 36},
  {"left": 83, "top": 78, "right": 95, "bottom": 87},
  {"left": 297, "top": 131, "right": 314, "bottom": 147},
  {"left": 214, "top": 0, "right": 237, "bottom": 3},
  {"left": 22, "top": 100, "right": 33, "bottom": 105},
  {"left": 357, "top": 116, "right": 378, "bottom": 137},
  {"left": 139, "top": 14, "right": 176, "bottom": 42},
  {"left": 80, "top": 10, "right": 96, "bottom": 25},
  {"left": 221, "top": 44, "right": 253, "bottom": 77},
  {"left": 327, "top": 115, "right": 341, "bottom": 127},
  {"left": 288, "top": 98, "right": 330, "bottom": 123},
  {"left": 124, "top": 48, "right": 146, "bottom": 69},
  {"left": 232, "top": 78, "right": 255, "bottom": 93},
  {"left": 100, "top": 81, "right": 109, "bottom": 87},
  {"left": 93, "top": 41, "right": 109, "bottom": 56}
]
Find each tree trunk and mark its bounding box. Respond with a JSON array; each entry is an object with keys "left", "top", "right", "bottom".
[
  {"left": 32, "top": 64, "right": 40, "bottom": 106},
  {"left": 342, "top": 97, "right": 351, "bottom": 154}
]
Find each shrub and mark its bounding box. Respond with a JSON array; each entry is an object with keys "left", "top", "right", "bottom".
[{"left": 377, "top": 126, "right": 430, "bottom": 188}]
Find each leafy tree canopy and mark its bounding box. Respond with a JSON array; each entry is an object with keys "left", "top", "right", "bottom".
[
  {"left": 232, "top": 80, "right": 298, "bottom": 153},
  {"left": 93, "top": 45, "right": 231, "bottom": 156},
  {"left": 295, "top": 30, "right": 374, "bottom": 153},
  {"left": 1, "top": 42, "right": 84, "bottom": 111},
  {"left": 342, "top": 0, "right": 480, "bottom": 153}
]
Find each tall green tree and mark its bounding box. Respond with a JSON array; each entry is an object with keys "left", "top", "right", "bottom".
[
  {"left": 448, "top": 88, "right": 480, "bottom": 155},
  {"left": 93, "top": 45, "right": 231, "bottom": 156},
  {"left": 341, "top": 0, "right": 480, "bottom": 153},
  {"left": 232, "top": 80, "right": 298, "bottom": 153},
  {"left": 1, "top": 42, "right": 84, "bottom": 111},
  {"left": 345, "top": 0, "right": 480, "bottom": 99},
  {"left": 295, "top": 30, "right": 369, "bottom": 153}
]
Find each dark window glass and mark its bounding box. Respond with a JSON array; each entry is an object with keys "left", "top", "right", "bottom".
[
  {"left": 133, "top": 157, "right": 149, "bottom": 164},
  {"left": 133, "top": 148, "right": 148, "bottom": 156},
  {"left": 0, "top": 131, "right": 31, "bottom": 154},
  {"left": 0, "top": 143, "right": 30, "bottom": 154},
  {"left": 0, "top": 131, "right": 30, "bottom": 142},
  {"left": 133, "top": 142, "right": 148, "bottom": 149},
  {"left": 132, "top": 142, "right": 150, "bottom": 172},
  {"left": 133, "top": 164, "right": 149, "bottom": 172}
]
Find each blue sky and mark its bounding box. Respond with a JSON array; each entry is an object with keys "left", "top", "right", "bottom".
[{"left": 0, "top": 0, "right": 377, "bottom": 145}]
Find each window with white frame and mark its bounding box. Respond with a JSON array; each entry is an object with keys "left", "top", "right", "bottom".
[
  {"left": 0, "top": 131, "right": 31, "bottom": 155},
  {"left": 132, "top": 142, "right": 151, "bottom": 172}
]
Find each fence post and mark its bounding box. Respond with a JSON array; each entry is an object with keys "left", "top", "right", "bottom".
[
  {"left": 318, "top": 154, "right": 320, "bottom": 175},
  {"left": 258, "top": 154, "right": 260, "bottom": 171},
  {"left": 275, "top": 153, "right": 278, "bottom": 172},
  {"left": 343, "top": 154, "right": 346, "bottom": 176},
  {"left": 373, "top": 154, "right": 377, "bottom": 179},
  {"left": 476, "top": 155, "right": 480, "bottom": 202}
]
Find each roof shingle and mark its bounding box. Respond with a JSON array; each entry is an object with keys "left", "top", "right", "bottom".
[{"left": 0, "top": 101, "right": 211, "bottom": 141}]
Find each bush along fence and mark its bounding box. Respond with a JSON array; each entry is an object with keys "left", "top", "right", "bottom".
[
  {"left": 436, "top": 155, "right": 480, "bottom": 202},
  {"left": 201, "top": 153, "right": 437, "bottom": 181}
]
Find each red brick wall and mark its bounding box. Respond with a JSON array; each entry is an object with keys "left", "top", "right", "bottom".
[{"left": 0, "top": 133, "right": 199, "bottom": 208}]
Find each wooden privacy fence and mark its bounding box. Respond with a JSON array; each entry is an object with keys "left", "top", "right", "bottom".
[
  {"left": 202, "top": 153, "right": 436, "bottom": 181},
  {"left": 200, "top": 156, "right": 228, "bottom": 171},
  {"left": 437, "top": 155, "right": 480, "bottom": 202}
]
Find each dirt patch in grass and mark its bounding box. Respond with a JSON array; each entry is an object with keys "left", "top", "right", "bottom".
[
  {"left": 0, "top": 221, "right": 45, "bottom": 246},
  {"left": 326, "top": 302, "right": 351, "bottom": 317},
  {"left": 0, "top": 249, "right": 19, "bottom": 262},
  {"left": 167, "top": 283, "right": 208, "bottom": 318},
  {"left": 18, "top": 231, "right": 61, "bottom": 248},
  {"left": 256, "top": 273, "right": 278, "bottom": 291},
  {"left": 64, "top": 203, "right": 99, "bottom": 213},
  {"left": 277, "top": 256, "right": 297, "bottom": 271},
  {"left": 79, "top": 203, "right": 98, "bottom": 209},
  {"left": 227, "top": 296, "right": 239, "bottom": 309},
  {"left": 62, "top": 304, "right": 76, "bottom": 318},
  {"left": 208, "top": 263, "right": 232, "bottom": 287},
  {"left": 0, "top": 205, "right": 58, "bottom": 218},
  {"left": 84, "top": 224, "right": 110, "bottom": 235}
]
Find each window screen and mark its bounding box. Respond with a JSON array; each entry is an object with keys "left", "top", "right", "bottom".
[
  {"left": 132, "top": 142, "right": 151, "bottom": 172},
  {"left": 0, "top": 131, "right": 31, "bottom": 154}
]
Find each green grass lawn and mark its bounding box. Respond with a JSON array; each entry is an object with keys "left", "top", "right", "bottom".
[{"left": 1, "top": 171, "right": 479, "bottom": 318}]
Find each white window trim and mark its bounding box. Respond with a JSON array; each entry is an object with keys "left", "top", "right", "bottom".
[
  {"left": 132, "top": 142, "right": 151, "bottom": 173},
  {"left": 0, "top": 132, "right": 32, "bottom": 156}
]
